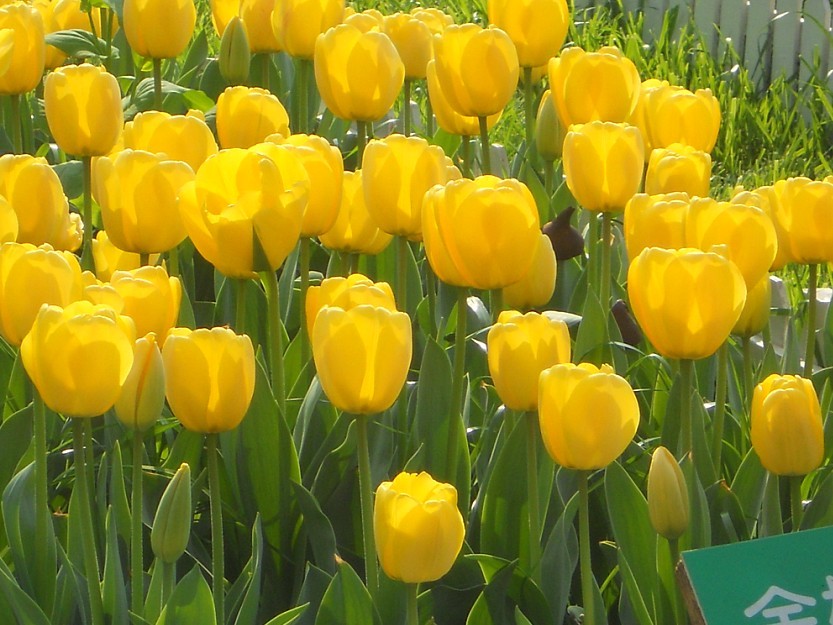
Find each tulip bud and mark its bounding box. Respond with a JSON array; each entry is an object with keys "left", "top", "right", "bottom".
[
  {"left": 611, "top": 299, "right": 643, "bottom": 347},
  {"left": 219, "top": 16, "right": 251, "bottom": 86},
  {"left": 115, "top": 334, "right": 165, "bottom": 432},
  {"left": 543, "top": 207, "right": 584, "bottom": 261},
  {"left": 647, "top": 446, "right": 689, "bottom": 540},
  {"left": 733, "top": 275, "right": 771, "bottom": 338},
  {"left": 151, "top": 463, "right": 192, "bottom": 563},
  {"left": 535, "top": 89, "right": 565, "bottom": 162}
]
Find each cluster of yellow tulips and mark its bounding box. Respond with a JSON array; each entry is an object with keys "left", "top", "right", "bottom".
[{"left": 0, "top": 0, "right": 828, "bottom": 623}]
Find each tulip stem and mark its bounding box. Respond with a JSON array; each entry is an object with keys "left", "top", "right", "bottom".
[
  {"left": 139, "top": 253, "right": 150, "bottom": 267},
  {"left": 262, "top": 54, "right": 270, "bottom": 91},
  {"left": 397, "top": 236, "right": 409, "bottom": 314},
  {"left": 160, "top": 559, "right": 175, "bottom": 606},
  {"left": 300, "top": 237, "right": 311, "bottom": 375},
  {"left": 425, "top": 263, "right": 438, "bottom": 338},
  {"left": 678, "top": 358, "right": 693, "bottom": 461},
  {"left": 299, "top": 59, "right": 310, "bottom": 133},
  {"left": 668, "top": 538, "right": 688, "bottom": 625},
  {"left": 355, "top": 414, "right": 379, "bottom": 599},
  {"left": 33, "top": 386, "right": 52, "bottom": 612},
  {"left": 711, "top": 342, "right": 728, "bottom": 475},
  {"left": 804, "top": 263, "right": 818, "bottom": 378},
  {"left": 9, "top": 94, "right": 21, "bottom": 154},
  {"left": 82, "top": 156, "right": 94, "bottom": 273},
  {"left": 207, "top": 433, "right": 225, "bottom": 624},
  {"left": 446, "top": 288, "right": 468, "bottom": 490},
  {"left": 131, "top": 430, "right": 145, "bottom": 618},
  {"left": 478, "top": 116, "right": 491, "bottom": 175},
  {"left": 406, "top": 583, "right": 419, "bottom": 625},
  {"left": 544, "top": 163, "right": 554, "bottom": 218},
  {"left": 356, "top": 121, "right": 367, "bottom": 169},
  {"left": 742, "top": 337, "right": 754, "bottom": 432},
  {"left": 168, "top": 246, "right": 180, "bottom": 277},
  {"left": 578, "top": 470, "right": 596, "bottom": 625},
  {"left": 523, "top": 67, "right": 534, "bottom": 166},
  {"left": 402, "top": 79, "right": 411, "bottom": 136},
  {"left": 490, "top": 288, "right": 503, "bottom": 324},
  {"left": 235, "top": 278, "right": 247, "bottom": 334},
  {"left": 153, "top": 59, "right": 163, "bottom": 111},
  {"left": 261, "top": 269, "right": 286, "bottom": 417},
  {"left": 525, "top": 411, "right": 542, "bottom": 582},
  {"left": 790, "top": 475, "right": 804, "bottom": 532},
  {"left": 73, "top": 419, "right": 104, "bottom": 625},
  {"left": 600, "top": 211, "right": 612, "bottom": 314}
]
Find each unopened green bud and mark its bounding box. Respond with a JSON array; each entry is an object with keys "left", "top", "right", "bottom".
[
  {"left": 151, "top": 463, "right": 192, "bottom": 563},
  {"left": 115, "top": 333, "right": 165, "bottom": 432},
  {"left": 647, "top": 446, "right": 689, "bottom": 540},
  {"left": 535, "top": 89, "right": 565, "bottom": 162},
  {"left": 219, "top": 16, "right": 251, "bottom": 86}
]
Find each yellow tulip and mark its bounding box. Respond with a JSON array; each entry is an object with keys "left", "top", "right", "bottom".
[
  {"left": 538, "top": 362, "right": 639, "bottom": 470},
  {"left": 115, "top": 333, "right": 165, "bottom": 432},
  {"left": 216, "top": 86, "right": 290, "bottom": 149},
  {"left": 733, "top": 275, "right": 771, "bottom": 338},
  {"left": 382, "top": 12, "right": 433, "bottom": 79},
  {"left": 123, "top": 110, "right": 219, "bottom": 173},
  {"left": 239, "top": 0, "right": 281, "bottom": 52},
  {"left": 410, "top": 7, "right": 453, "bottom": 33},
  {"left": 109, "top": 266, "right": 181, "bottom": 344},
  {"left": 315, "top": 24, "right": 404, "bottom": 122},
  {"left": 162, "top": 327, "right": 255, "bottom": 433},
  {"left": 432, "top": 23, "right": 519, "bottom": 118},
  {"left": 374, "top": 471, "right": 465, "bottom": 583},
  {"left": 504, "top": 233, "right": 557, "bottom": 310},
  {"left": 488, "top": 0, "right": 569, "bottom": 68},
  {"left": 548, "top": 46, "right": 640, "bottom": 128},
  {"left": 21, "top": 301, "right": 135, "bottom": 417},
  {"left": 0, "top": 242, "right": 83, "bottom": 346},
  {"left": 0, "top": 154, "right": 80, "bottom": 250},
  {"left": 627, "top": 247, "right": 747, "bottom": 360},
  {"left": 92, "top": 231, "right": 158, "bottom": 282},
  {"left": 44, "top": 63, "right": 123, "bottom": 157},
  {"left": 150, "top": 462, "right": 192, "bottom": 563},
  {"left": 363, "top": 134, "right": 450, "bottom": 241},
  {"left": 751, "top": 374, "right": 824, "bottom": 476},
  {"left": 774, "top": 177, "right": 833, "bottom": 265},
  {"left": 0, "top": 195, "right": 17, "bottom": 244},
  {"left": 210, "top": 0, "right": 237, "bottom": 36},
  {"left": 272, "top": 0, "right": 344, "bottom": 60},
  {"left": 36, "top": 0, "right": 117, "bottom": 69},
  {"left": 178, "top": 149, "right": 306, "bottom": 278},
  {"left": 628, "top": 78, "right": 664, "bottom": 156},
  {"left": 423, "top": 176, "right": 540, "bottom": 290},
  {"left": 623, "top": 192, "right": 689, "bottom": 261},
  {"left": 94, "top": 149, "right": 194, "bottom": 255},
  {"left": 732, "top": 186, "right": 792, "bottom": 271},
  {"left": 82, "top": 270, "right": 123, "bottom": 311},
  {"left": 647, "top": 446, "right": 689, "bottom": 540},
  {"left": 218, "top": 15, "right": 251, "bottom": 85},
  {"left": 645, "top": 143, "right": 711, "bottom": 198},
  {"left": 636, "top": 81, "right": 721, "bottom": 153},
  {"left": 488, "top": 310, "right": 571, "bottom": 411},
  {"left": 685, "top": 197, "right": 777, "bottom": 288},
  {"left": 535, "top": 89, "right": 566, "bottom": 161},
  {"left": 0, "top": 3, "right": 44, "bottom": 95},
  {"left": 306, "top": 273, "right": 396, "bottom": 339},
  {"left": 320, "top": 171, "right": 393, "bottom": 255},
  {"left": 563, "top": 121, "right": 645, "bottom": 212},
  {"left": 343, "top": 9, "right": 383, "bottom": 33},
  {"left": 312, "top": 304, "right": 411, "bottom": 414},
  {"left": 123, "top": 0, "right": 196, "bottom": 59},
  {"left": 425, "top": 59, "right": 501, "bottom": 137}
]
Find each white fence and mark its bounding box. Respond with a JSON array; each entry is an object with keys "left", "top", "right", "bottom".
[{"left": 571, "top": 0, "right": 833, "bottom": 89}]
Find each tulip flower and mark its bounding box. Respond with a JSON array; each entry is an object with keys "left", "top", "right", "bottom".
[
  {"left": 410, "top": 7, "right": 454, "bottom": 33},
  {"left": 733, "top": 275, "right": 771, "bottom": 338},
  {"left": 503, "top": 234, "right": 557, "bottom": 311},
  {"left": 775, "top": 177, "right": 833, "bottom": 265},
  {"left": 320, "top": 171, "right": 393, "bottom": 256},
  {"left": 343, "top": 8, "right": 384, "bottom": 32},
  {"left": 535, "top": 89, "right": 566, "bottom": 162},
  {"left": 272, "top": 0, "right": 344, "bottom": 59},
  {"left": 239, "top": 0, "right": 281, "bottom": 52},
  {"left": 150, "top": 463, "right": 192, "bottom": 563},
  {"left": 422, "top": 176, "right": 541, "bottom": 290},
  {"left": 109, "top": 266, "right": 182, "bottom": 344},
  {"left": 95, "top": 150, "right": 194, "bottom": 255},
  {"left": 210, "top": 0, "right": 236, "bottom": 36},
  {"left": 382, "top": 12, "right": 434, "bottom": 80},
  {"left": 306, "top": 273, "right": 396, "bottom": 339},
  {"left": 426, "top": 60, "right": 501, "bottom": 137},
  {"left": 123, "top": 110, "right": 219, "bottom": 173},
  {"left": 218, "top": 15, "right": 251, "bottom": 85},
  {"left": 21, "top": 301, "right": 136, "bottom": 418},
  {"left": 751, "top": 374, "right": 824, "bottom": 477},
  {"left": 645, "top": 144, "right": 712, "bottom": 198},
  {"left": 374, "top": 471, "right": 465, "bottom": 583},
  {"left": 488, "top": 310, "right": 571, "bottom": 412},
  {"left": 647, "top": 446, "right": 689, "bottom": 540},
  {"left": 627, "top": 247, "right": 746, "bottom": 360},
  {"left": 0, "top": 3, "right": 45, "bottom": 96},
  {"left": 0, "top": 196, "right": 16, "bottom": 244},
  {"left": 623, "top": 192, "right": 689, "bottom": 261},
  {"left": 315, "top": 23, "right": 404, "bottom": 123},
  {"left": 732, "top": 186, "right": 791, "bottom": 271},
  {"left": 92, "top": 232, "right": 159, "bottom": 282},
  {"left": 312, "top": 304, "right": 412, "bottom": 415},
  {"left": 115, "top": 333, "right": 165, "bottom": 432},
  {"left": 488, "top": 0, "right": 569, "bottom": 69},
  {"left": 216, "top": 86, "right": 290, "bottom": 149},
  {"left": 123, "top": 0, "right": 196, "bottom": 59},
  {"left": 178, "top": 149, "right": 306, "bottom": 278},
  {"left": 548, "top": 46, "right": 640, "bottom": 128},
  {"left": 634, "top": 81, "right": 721, "bottom": 153},
  {"left": 0, "top": 242, "right": 84, "bottom": 346}
]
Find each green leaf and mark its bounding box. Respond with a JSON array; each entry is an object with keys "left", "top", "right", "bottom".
[
  {"left": 411, "top": 338, "right": 455, "bottom": 481},
  {"left": 616, "top": 549, "right": 655, "bottom": 625},
  {"left": 156, "top": 566, "right": 215, "bottom": 625},
  {"left": 102, "top": 508, "right": 129, "bottom": 625},
  {"left": 801, "top": 469, "right": 833, "bottom": 529},
  {"left": 52, "top": 161, "right": 84, "bottom": 201},
  {"left": 314, "top": 562, "right": 375, "bottom": 625},
  {"left": 0, "top": 558, "right": 51, "bottom": 625},
  {"left": 233, "top": 514, "right": 264, "bottom": 625},
  {"left": 291, "top": 482, "right": 337, "bottom": 575},
  {"left": 541, "top": 490, "right": 578, "bottom": 623},
  {"left": 109, "top": 440, "right": 132, "bottom": 547},
  {"left": 263, "top": 603, "right": 308, "bottom": 625},
  {"left": 45, "top": 29, "right": 112, "bottom": 59},
  {"left": 730, "top": 447, "right": 767, "bottom": 535}
]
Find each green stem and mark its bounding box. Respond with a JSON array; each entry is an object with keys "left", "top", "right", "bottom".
[
  {"left": 523, "top": 67, "right": 534, "bottom": 164},
  {"left": 544, "top": 162, "right": 554, "bottom": 221},
  {"left": 406, "top": 582, "right": 419, "bottom": 625},
  {"left": 761, "top": 471, "right": 783, "bottom": 536},
  {"left": 153, "top": 59, "right": 163, "bottom": 111},
  {"left": 743, "top": 336, "right": 754, "bottom": 420},
  {"left": 74, "top": 419, "right": 104, "bottom": 625},
  {"left": 804, "top": 263, "right": 818, "bottom": 378},
  {"left": 235, "top": 278, "right": 247, "bottom": 334},
  {"left": 397, "top": 236, "right": 409, "bottom": 314},
  {"left": 790, "top": 475, "right": 804, "bottom": 532},
  {"left": 446, "top": 288, "right": 468, "bottom": 487},
  {"left": 478, "top": 116, "right": 491, "bottom": 175},
  {"left": 600, "top": 211, "right": 612, "bottom": 314},
  {"left": 160, "top": 559, "right": 175, "bottom": 606},
  {"left": 578, "top": 470, "right": 595, "bottom": 625},
  {"left": 139, "top": 253, "right": 150, "bottom": 268},
  {"left": 525, "top": 411, "right": 542, "bottom": 582},
  {"left": 262, "top": 53, "right": 270, "bottom": 91},
  {"left": 9, "top": 94, "right": 21, "bottom": 154},
  {"left": 33, "top": 387, "right": 51, "bottom": 611},
  {"left": 356, "top": 120, "right": 367, "bottom": 169},
  {"left": 461, "top": 135, "right": 471, "bottom": 178},
  {"left": 131, "top": 431, "right": 144, "bottom": 617},
  {"left": 300, "top": 237, "right": 311, "bottom": 373},
  {"left": 349, "top": 252, "right": 360, "bottom": 275},
  {"left": 355, "top": 415, "right": 379, "bottom": 599},
  {"left": 298, "top": 58, "right": 309, "bottom": 134},
  {"left": 168, "top": 246, "right": 180, "bottom": 277},
  {"left": 82, "top": 156, "right": 94, "bottom": 272},
  {"left": 261, "top": 270, "right": 286, "bottom": 417},
  {"left": 426, "top": 97, "right": 434, "bottom": 138},
  {"left": 402, "top": 79, "right": 411, "bottom": 136},
  {"left": 490, "top": 288, "right": 503, "bottom": 323},
  {"left": 207, "top": 434, "right": 224, "bottom": 624},
  {"left": 425, "top": 261, "right": 438, "bottom": 337},
  {"left": 103, "top": 9, "right": 113, "bottom": 66},
  {"left": 711, "top": 342, "right": 728, "bottom": 475},
  {"left": 668, "top": 538, "right": 687, "bottom": 625},
  {"left": 678, "top": 358, "right": 693, "bottom": 461}
]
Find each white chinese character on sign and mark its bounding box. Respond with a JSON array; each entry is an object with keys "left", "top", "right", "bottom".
[
  {"left": 821, "top": 575, "right": 833, "bottom": 624},
  {"left": 744, "top": 586, "right": 818, "bottom": 624}
]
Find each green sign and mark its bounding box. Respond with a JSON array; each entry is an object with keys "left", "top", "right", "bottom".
[{"left": 680, "top": 526, "right": 833, "bottom": 624}]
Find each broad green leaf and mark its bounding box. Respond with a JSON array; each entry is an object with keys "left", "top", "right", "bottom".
[
  {"left": 45, "top": 29, "right": 112, "bottom": 59},
  {"left": 542, "top": 490, "right": 578, "bottom": 623},
  {"left": 263, "top": 603, "right": 309, "bottom": 625},
  {"left": 291, "top": 482, "right": 337, "bottom": 575},
  {"left": 801, "top": 469, "right": 833, "bottom": 529},
  {"left": 314, "top": 562, "right": 375, "bottom": 625},
  {"left": 294, "top": 565, "right": 332, "bottom": 625},
  {"left": 616, "top": 549, "right": 655, "bottom": 625},
  {"left": 102, "top": 507, "right": 128, "bottom": 625},
  {"left": 156, "top": 566, "right": 215, "bottom": 625},
  {"left": 705, "top": 481, "right": 747, "bottom": 544},
  {"left": 0, "top": 558, "right": 51, "bottom": 625},
  {"left": 52, "top": 161, "right": 84, "bottom": 201},
  {"left": 109, "top": 440, "right": 132, "bottom": 547},
  {"left": 234, "top": 515, "right": 264, "bottom": 625},
  {"left": 730, "top": 449, "right": 767, "bottom": 535}
]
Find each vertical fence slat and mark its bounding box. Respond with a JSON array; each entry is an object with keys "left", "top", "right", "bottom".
[
  {"left": 622, "top": 0, "right": 642, "bottom": 12},
  {"left": 694, "top": 0, "right": 724, "bottom": 56},
  {"left": 643, "top": 0, "right": 670, "bottom": 40},
  {"left": 770, "top": 0, "right": 802, "bottom": 81},
  {"left": 718, "top": 0, "right": 749, "bottom": 62},
  {"left": 799, "top": 0, "right": 832, "bottom": 87},
  {"left": 667, "top": 0, "right": 692, "bottom": 41},
  {"left": 744, "top": 0, "right": 776, "bottom": 89}
]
